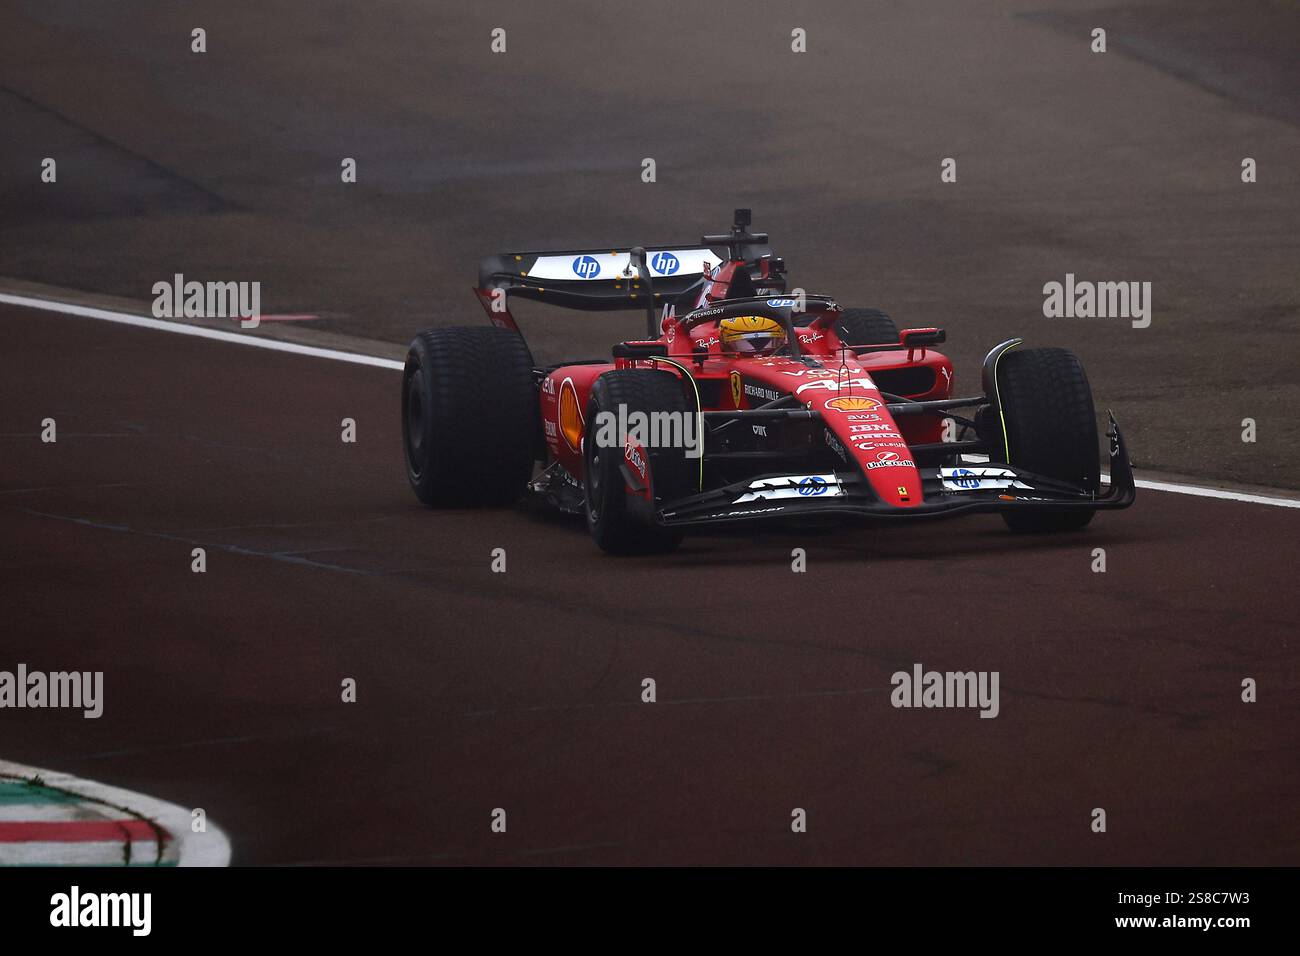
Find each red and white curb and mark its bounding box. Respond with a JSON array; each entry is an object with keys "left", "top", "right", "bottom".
[{"left": 0, "top": 760, "right": 230, "bottom": 866}]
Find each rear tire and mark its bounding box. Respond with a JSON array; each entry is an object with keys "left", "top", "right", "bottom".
[
  {"left": 991, "top": 347, "right": 1099, "bottom": 532},
  {"left": 833, "top": 308, "right": 899, "bottom": 347},
  {"left": 584, "top": 370, "right": 693, "bottom": 555},
  {"left": 402, "top": 326, "right": 538, "bottom": 506}
]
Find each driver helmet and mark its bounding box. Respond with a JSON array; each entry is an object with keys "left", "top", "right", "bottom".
[{"left": 719, "top": 315, "right": 786, "bottom": 357}]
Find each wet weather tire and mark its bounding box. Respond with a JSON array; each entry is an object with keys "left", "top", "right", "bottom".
[
  {"left": 584, "top": 370, "right": 693, "bottom": 555},
  {"left": 402, "top": 326, "right": 537, "bottom": 506},
  {"left": 834, "top": 308, "right": 899, "bottom": 347},
  {"left": 992, "top": 347, "right": 1100, "bottom": 532}
]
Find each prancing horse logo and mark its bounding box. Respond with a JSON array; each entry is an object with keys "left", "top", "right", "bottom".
[{"left": 730, "top": 370, "right": 743, "bottom": 408}]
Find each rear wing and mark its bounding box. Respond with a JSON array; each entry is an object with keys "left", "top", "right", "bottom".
[
  {"left": 476, "top": 240, "right": 771, "bottom": 315},
  {"left": 475, "top": 210, "right": 776, "bottom": 336}
]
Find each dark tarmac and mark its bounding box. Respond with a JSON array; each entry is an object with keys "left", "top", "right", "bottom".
[{"left": 2, "top": 303, "right": 1296, "bottom": 864}]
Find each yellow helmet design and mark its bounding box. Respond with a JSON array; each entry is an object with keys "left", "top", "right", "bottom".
[{"left": 719, "top": 315, "right": 786, "bottom": 357}]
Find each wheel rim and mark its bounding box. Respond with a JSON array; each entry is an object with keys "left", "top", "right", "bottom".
[
  {"left": 405, "top": 371, "right": 426, "bottom": 476},
  {"left": 586, "top": 448, "right": 602, "bottom": 521}
]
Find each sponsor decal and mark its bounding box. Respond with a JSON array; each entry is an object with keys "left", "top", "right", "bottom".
[
  {"left": 781, "top": 368, "right": 835, "bottom": 377},
  {"left": 623, "top": 441, "right": 648, "bottom": 482},
  {"left": 938, "top": 466, "right": 1032, "bottom": 492},
  {"left": 865, "top": 450, "right": 916, "bottom": 470},
  {"left": 798, "top": 476, "right": 828, "bottom": 496},
  {"left": 847, "top": 420, "right": 883, "bottom": 428},
  {"left": 730, "top": 370, "right": 743, "bottom": 407},
  {"left": 752, "top": 424, "right": 767, "bottom": 437},
  {"left": 796, "top": 377, "right": 874, "bottom": 395},
  {"left": 824, "top": 429, "right": 848, "bottom": 462},
  {"left": 766, "top": 298, "right": 798, "bottom": 308},
  {"left": 744, "top": 382, "right": 782, "bottom": 403},
  {"left": 529, "top": 249, "right": 720, "bottom": 283},
  {"left": 826, "top": 396, "right": 881, "bottom": 412},
  {"left": 572, "top": 255, "right": 601, "bottom": 279},
  {"left": 650, "top": 251, "right": 680, "bottom": 275},
  {"left": 733, "top": 474, "right": 842, "bottom": 504},
  {"left": 853, "top": 441, "right": 908, "bottom": 451},
  {"left": 721, "top": 507, "right": 785, "bottom": 517},
  {"left": 558, "top": 377, "right": 584, "bottom": 452},
  {"left": 541, "top": 376, "right": 557, "bottom": 397},
  {"left": 798, "top": 330, "right": 824, "bottom": 343},
  {"left": 849, "top": 423, "right": 897, "bottom": 432}
]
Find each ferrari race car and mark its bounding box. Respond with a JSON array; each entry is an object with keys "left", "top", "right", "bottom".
[{"left": 401, "top": 209, "right": 1135, "bottom": 553}]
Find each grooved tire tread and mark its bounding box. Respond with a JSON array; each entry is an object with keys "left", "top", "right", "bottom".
[
  {"left": 584, "top": 370, "right": 692, "bottom": 555},
  {"left": 995, "top": 347, "right": 1100, "bottom": 532},
  {"left": 402, "top": 326, "right": 537, "bottom": 506},
  {"left": 836, "top": 308, "right": 899, "bottom": 347}
]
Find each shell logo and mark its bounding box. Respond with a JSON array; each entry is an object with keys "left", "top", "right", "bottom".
[
  {"left": 825, "top": 396, "right": 881, "bottom": 412},
  {"left": 558, "top": 378, "right": 584, "bottom": 452}
]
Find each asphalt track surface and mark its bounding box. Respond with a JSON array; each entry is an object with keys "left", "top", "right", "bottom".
[
  {"left": 3, "top": 302, "right": 1298, "bottom": 865},
  {"left": 2, "top": 0, "right": 1298, "bottom": 868}
]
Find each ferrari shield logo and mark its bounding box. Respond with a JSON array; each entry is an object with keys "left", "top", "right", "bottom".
[{"left": 730, "top": 370, "right": 743, "bottom": 408}]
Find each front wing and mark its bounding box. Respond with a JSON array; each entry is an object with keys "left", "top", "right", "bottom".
[{"left": 658, "top": 414, "right": 1136, "bottom": 529}]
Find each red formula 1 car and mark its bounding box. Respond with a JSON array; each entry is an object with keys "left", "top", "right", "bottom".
[{"left": 401, "top": 210, "right": 1134, "bottom": 553}]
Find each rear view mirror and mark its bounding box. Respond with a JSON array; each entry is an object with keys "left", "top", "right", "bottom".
[{"left": 900, "top": 328, "right": 946, "bottom": 347}]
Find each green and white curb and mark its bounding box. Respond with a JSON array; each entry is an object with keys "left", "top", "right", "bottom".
[{"left": 0, "top": 760, "right": 230, "bottom": 866}]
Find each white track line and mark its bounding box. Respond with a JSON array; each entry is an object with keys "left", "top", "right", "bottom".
[
  {"left": 0, "top": 759, "right": 231, "bottom": 866},
  {"left": 1128, "top": 477, "right": 1299, "bottom": 509},
  {"left": 5, "top": 290, "right": 1299, "bottom": 511},
  {"left": 959, "top": 454, "right": 1300, "bottom": 509},
  {"left": 0, "top": 292, "right": 404, "bottom": 370}
]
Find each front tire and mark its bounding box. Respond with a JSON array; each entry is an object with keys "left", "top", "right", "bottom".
[
  {"left": 991, "top": 347, "right": 1100, "bottom": 532},
  {"left": 584, "top": 370, "right": 693, "bottom": 555},
  {"left": 402, "top": 326, "right": 537, "bottom": 506}
]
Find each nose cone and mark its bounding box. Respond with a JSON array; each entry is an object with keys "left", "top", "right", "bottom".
[{"left": 812, "top": 389, "right": 922, "bottom": 507}]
